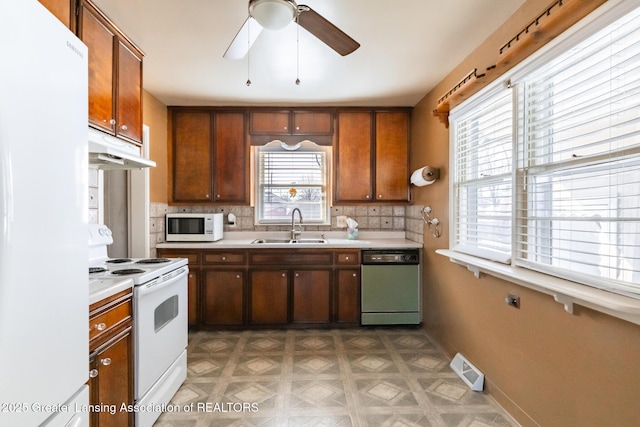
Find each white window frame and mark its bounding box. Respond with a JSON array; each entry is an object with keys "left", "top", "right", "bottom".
[
  {"left": 253, "top": 140, "right": 332, "bottom": 225},
  {"left": 439, "top": 0, "right": 640, "bottom": 326}
]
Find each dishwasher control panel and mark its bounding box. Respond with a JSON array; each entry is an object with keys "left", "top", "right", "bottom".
[{"left": 361, "top": 249, "right": 419, "bottom": 265}]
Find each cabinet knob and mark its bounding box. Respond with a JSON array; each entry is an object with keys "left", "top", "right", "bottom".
[
  {"left": 378, "top": 194, "right": 383, "bottom": 198},
  {"left": 345, "top": 256, "right": 349, "bottom": 260},
  {"left": 109, "top": 119, "right": 116, "bottom": 125},
  {"left": 282, "top": 273, "right": 286, "bottom": 277},
  {"left": 216, "top": 194, "right": 221, "bottom": 198},
  {"left": 120, "top": 124, "right": 128, "bottom": 131},
  {"left": 283, "top": 126, "right": 288, "bottom": 130},
  {"left": 365, "top": 195, "right": 370, "bottom": 199},
  {"left": 353, "top": 273, "right": 357, "bottom": 277},
  {"left": 236, "top": 274, "right": 241, "bottom": 279},
  {"left": 89, "top": 369, "right": 99, "bottom": 378},
  {"left": 295, "top": 126, "right": 300, "bottom": 131},
  {"left": 94, "top": 323, "right": 107, "bottom": 331},
  {"left": 205, "top": 194, "right": 210, "bottom": 198},
  {"left": 295, "top": 273, "right": 299, "bottom": 277},
  {"left": 100, "top": 358, "right": 112, "bottom": 366}
]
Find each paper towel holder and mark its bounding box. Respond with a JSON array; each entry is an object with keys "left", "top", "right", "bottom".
[{"left": 411, "top": 166, "right": 440, "bottom": 186}]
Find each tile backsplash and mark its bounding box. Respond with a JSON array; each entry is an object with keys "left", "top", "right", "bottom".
[{"left": 149, "top": 203, "right": 424, "bottom": 256}]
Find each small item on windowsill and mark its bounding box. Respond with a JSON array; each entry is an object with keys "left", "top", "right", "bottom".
[{"left": 346, "top": 218, "right": 358, "bottom": 240}]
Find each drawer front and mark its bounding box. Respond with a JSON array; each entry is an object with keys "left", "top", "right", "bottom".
[
  {"left": 89, "top": 298, "right": 132, "bottom": 344},
  {"left": 157, "top": 250, "right": 199, "bottom": 265},
  {"left": 249, "top": 251, "right": 333, "bottom": 266},
  {"left": 204, "top": 251, "right": 246, "bottom": 265},
  {"left": 335, "top": 251, "right": 360, "bottom": 265}
]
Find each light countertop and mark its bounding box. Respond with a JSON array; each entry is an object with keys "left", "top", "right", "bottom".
[
  {"left": 156, "top": 231, "right": 422, "bottom": 250},
  {"left": 89, "top": 277, "right": 134, "bottom": 305}
]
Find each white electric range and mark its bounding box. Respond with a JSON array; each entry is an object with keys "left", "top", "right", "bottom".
[{"left": 89, "top": 224, "right": 188, "bottom": 427}]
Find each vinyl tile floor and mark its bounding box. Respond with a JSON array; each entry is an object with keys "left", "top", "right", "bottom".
[{"left": 154, "top": 328, "right": 519, "bottom": 427}]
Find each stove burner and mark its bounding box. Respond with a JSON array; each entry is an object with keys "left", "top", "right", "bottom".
[
  {"left": 89, "top": 267, "right": 108, "bottom": 274},
  {"left": 106, "top": 258, "right": 132, "bottom": 264},
  {"left": 111, "top": 268, "right": 145, "bottom": 275},
  {"left": 136, "top": 258, "right": 171, "bottom": 264}
]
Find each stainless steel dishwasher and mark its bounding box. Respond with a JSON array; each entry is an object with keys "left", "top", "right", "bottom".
[{"left": 361, "top": 249, "right": 420, "bottom": 325}]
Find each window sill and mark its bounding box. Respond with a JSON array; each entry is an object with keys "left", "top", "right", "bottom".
[{"left": 435, "top": 249, "right": 640, "bottom": 326}]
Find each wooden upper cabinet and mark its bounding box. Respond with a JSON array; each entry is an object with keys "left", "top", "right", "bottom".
[
  {"left": 79, "top": 0, "right": 144, "bottom": 145},
  {"left": 291, "top": 111, "right": 333, "bottom": 135},
  {"left": 249, "top": 110, "right": 333, "bottom": 135},
  {"left": 172, "top": 111, "right": 213, "bottom": 202},
  {"left": 170, "top": 109, "right": 248, "bottom": 204},
  {"left": 375, "top": 111, "right": 410, "bottom": 201},
  {"left": 250, "top": 111, "right": 290, "bottom": 134},
  {"left": 116, "top": 40, "right": 143, "bottom": 143},
  {"left": 214, "top": 112, "right": 248, "bottom": 203},
  {"left": 335, "top": 109, "right": 410, "bottom": 203},
  {"left": 38, "top": 0, "right": 75, "bottom": 30},
  {"left": 80, "top": 3, "right": 114, "bottom": 135},
  {"left": 335, "top": 111, "right": 373, "bottom": 202}
]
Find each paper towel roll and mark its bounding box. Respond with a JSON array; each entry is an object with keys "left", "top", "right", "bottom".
[{"left": 410, "top": 166, "right": 439, "bottom": 186}]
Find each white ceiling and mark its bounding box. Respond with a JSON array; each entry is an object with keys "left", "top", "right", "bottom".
[{"left": 91, "top": 0, "right": 526, "bottom": 107}]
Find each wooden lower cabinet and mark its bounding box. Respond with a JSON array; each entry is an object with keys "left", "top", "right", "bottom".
[
  {"left": 187, "top": 269, "right": 200, "bottom": 327},
  {"left": 157, "top": 248, "right": 361, "bottom": 328},
  {"left": 292, "top": 269, "right": 331, "bottom": 323},
  {"left": 203, "top": 269, "right": 245, "bottom": 325},
  {"left": 249, "top": 269, "right": 289, "bottom": 325},
  {"left": 335, "top": 269, "right": 360, "bottom": 323},
  {"left": 88, "top": 289, "right": 133, "bottom": 427}
]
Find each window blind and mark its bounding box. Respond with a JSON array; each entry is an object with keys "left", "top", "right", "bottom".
[
  {"left": 256, "top": 143, "right": 329, "bottom": 223},
  {"left": 514, "top": 7, "right": 640, "bottom": 296},
  {"left": 451, "top": 88, "right": 514, "bottom": 262}
]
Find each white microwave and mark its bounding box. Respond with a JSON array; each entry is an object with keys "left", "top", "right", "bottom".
[{"left": 166, "top": 213, "right": 223, "bottom": 242}]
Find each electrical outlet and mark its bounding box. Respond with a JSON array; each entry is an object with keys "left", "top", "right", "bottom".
[{"left": 505, "top": 294, "right": 520, "bottom": 308}]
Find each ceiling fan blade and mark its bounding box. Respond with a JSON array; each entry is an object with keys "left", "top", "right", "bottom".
[
  {"left": 223, "top": 17, "right": 264, "bottom": 59},
  {"left": 297, "top": 5, "right": 360, "bottom": 56}
]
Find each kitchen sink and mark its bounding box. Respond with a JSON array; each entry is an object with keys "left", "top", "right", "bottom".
[
  {"left": 251, "top": 238, "right": 327, "bottom": 244},
  {"left": 291, "top": 239, "right": 327, "bottom": 244}
]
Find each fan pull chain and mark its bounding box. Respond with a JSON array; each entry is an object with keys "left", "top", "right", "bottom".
[
  {"left": 295, "top": 14, "right": 301, "bottom": 85},
  {"left": 246, "top": 18, "right": 252, "bottom": 86}
]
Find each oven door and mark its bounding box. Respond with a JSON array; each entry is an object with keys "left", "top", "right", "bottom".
[{"left": 134, "top": 266, "right": 188, "bottom": 400}]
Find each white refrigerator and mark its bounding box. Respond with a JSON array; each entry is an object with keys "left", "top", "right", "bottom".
[{"left": 0, "top": 1, "right": 90, "bottom": 426}]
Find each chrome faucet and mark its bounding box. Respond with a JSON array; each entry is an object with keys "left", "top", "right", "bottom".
[{"left": 291, "top": 208, "right": 303, "bottom": 240}]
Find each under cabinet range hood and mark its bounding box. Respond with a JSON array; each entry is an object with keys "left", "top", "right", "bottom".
[{"left": 88, "top": 127, "right": 156, "bottom": 169}]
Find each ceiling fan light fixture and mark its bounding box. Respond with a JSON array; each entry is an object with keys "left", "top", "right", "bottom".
[{"left": 249, "top": 0, "right": 297, "bottom": 30}]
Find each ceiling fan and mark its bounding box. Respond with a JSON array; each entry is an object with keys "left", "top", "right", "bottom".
[{"left": 224, "top": 0, "right": 360, "bottom": 59}]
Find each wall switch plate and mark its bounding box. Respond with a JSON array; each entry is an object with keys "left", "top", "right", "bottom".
[{"left": 336, "top": 215, "right": 347, "bottom": 228}]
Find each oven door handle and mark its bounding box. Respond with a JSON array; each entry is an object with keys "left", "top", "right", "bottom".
[{"left": 137, "top": 267, "right": 188, "bottom": 296}]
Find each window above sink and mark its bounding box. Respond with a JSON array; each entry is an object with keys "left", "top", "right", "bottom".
[{"left": 254, "top": 140, "right": 332, "bottom": 226}]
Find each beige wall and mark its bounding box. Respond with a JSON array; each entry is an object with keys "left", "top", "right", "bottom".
[
  {"left": 411, "top": 1, "right": 640, "bottom": 426},
  {"left": 142, "top": 90, "right": 169, "bottom": 203}
]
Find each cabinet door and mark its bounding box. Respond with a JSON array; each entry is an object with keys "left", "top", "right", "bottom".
[
  {"left": 172, "top": 111, "right": 213, "bottom": 202},
  {"left": 80, "top": 2, "right": 115, "bottom": 134},
  {"left": 250, "top": 111, "right": 290, "bottom": 134},
  {"left": 188, "top": 269, "right": 200, "bottom": 327},
  {"left": 116, "top": 40, "right": 143, "bottom": 143},
  {"left": 335, "top": 269, "right": 360, "bottom": 324},
  {"left": 335, "top": 111, "right": 373, "bottom": 202},
  {"left": 203, "top": 270, "right": 244, "bottom": 325},
  {"left": 213, "top": 112, "right": 247, "bottom": 203},
  {"left": 292, "top": 269, "right": 331, "bottom": 323},
  {"left": 90, "top": 327, "right": 133, "bottom": 427},
  {"left": 39, "top": 0, "right": 74, "bottom": 30},
  {"left": 249, "top": 270, "right": 288, "bottom": 324},
  {"left": 292, "top": 111, "right": 333, "bottom": 135},
  {"left": 375, "top": 111, "right": 410, "bottom": 201}
]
